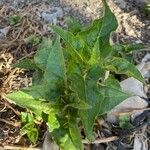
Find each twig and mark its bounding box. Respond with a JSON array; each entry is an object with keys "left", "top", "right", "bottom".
[
  {"left": 4, "top": 146, "right": 40, "bottom": 150},
  {"left": 0, "top": 118, "right": 20, "bottom": 127},
  {"left": 82, "top": 136, "right": 119, "bottom": 144}
]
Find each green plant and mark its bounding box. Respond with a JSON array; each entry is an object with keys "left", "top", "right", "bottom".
[
  {"left": 119, "top": 114, "right": 133, "bottom": 129},
  {"left": 21, "top": 112, "right": 39, "bottom": 144},
  {"left": 6, "top": 0, "right": 145, "bottom": 149},
  {"left": 6, "top": 15, "right": 22, "bottom": 26},
  {"left": 24, "top": 35, "right": 41, "bottom": 46}
]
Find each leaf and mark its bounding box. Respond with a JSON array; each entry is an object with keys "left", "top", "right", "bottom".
[
  {"left": 78, "top": 19, "right": 102, "bottom": 48},
  {"left": 70, "top": 74, "right": 103, "bottom": 141},
  {"left": 66, "top": 94, "right": 92, "bottom": 110},
  {"left": 105, "top": 57, "right": 145, "bottom": 83},
  {"left": 43, "top": 37, "right": 67, "bottom": 99},
  {"left": 12, "top": 58, "right": 36, "bottom": 70},
  {"left": 51, "top": 26, "right": 85, "bottom": 63},
  {"left": 119, "top": 114, "right": 133, "bottom": 129},
  {"left": 47, "top": 110, "right": 76, "bottom": 150},
  {"left": 34, "top": 38, "right": 52, "bottom": 70},
  {"left": 24, "top": 35, "right": 41, "bottom": 45},
  {"left": 100, "top": 0, "right": 118, "bottom": 38},
  {"left": 21, "top": 112, "right": 34, "bottom": 124},
  {"left": 6, "top": 90, "right": 52, "bottom": 116},
  {"left": 124, "top": 43, "right": 145, "bottom": 52},
  {"left": 88, "top": 37, "right": 100, "bottom": 65},
  {"left": 65, "top": 17, "right": 81, "bottom": 34},
  {"left": 68, "top": 117, "right": 83, "bottom": 150},
  {"left": 27, "top": 128, "right": 39, "bottom": 144},
  {"left": 32, "top": 69, "right": 43, "bottom": 85},
  {"left": 98, "top": 0, "right": 118, "bottom": 61},
  {"left": 99, "top": 84, "right": 130, "bottom": 115},
  {"left": 7, "top": 15, "right": 22, "bottom": 26}
]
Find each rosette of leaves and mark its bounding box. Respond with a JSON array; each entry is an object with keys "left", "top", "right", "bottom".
[{"left": 6, "top": 0, "right": 145, "bottom": 149}]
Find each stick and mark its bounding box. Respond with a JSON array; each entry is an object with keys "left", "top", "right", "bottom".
[
  {"left": 4, "top": 146, "right": 40, "bottom": 150},
  {"left": 82, "top": 136, "right": 119, "bottom": 144}
]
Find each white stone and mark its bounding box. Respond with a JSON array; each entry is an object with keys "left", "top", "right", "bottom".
[
  {"left": 40, "top": 7, "right": 63, "bottom": 24},
  {"left": 107, "top": 96, "right": 148, "bottom": 123},
  {"left": 120, "top": 77, "right": 147, "bottom": 98}
]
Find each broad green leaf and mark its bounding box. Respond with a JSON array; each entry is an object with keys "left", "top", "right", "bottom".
[
  {"left": 47, "top": 110, "right": 76, "bottom": 150},
  {"left": 69, "top": 117, "right": 83, "bottom": 150},
  {"left": 66, "top": 94, "right": 91, "bottom": 110},
  {"left": 88, "top": 38, "right": 100, "bottom": 65},
  {"left": 32, "top": 69, "right": 43, "bottom": 85},
  {"left": 65, "top": 17, "right": 81, "bottom": 34},
  {"left": 103, "top": 75, "right": 121, "bottom": 89},
  {"left": 21, "top": 85, "right": 49, "bottom": 100},
  {"left": 12, "top": 58, "right": 36, "bottom": 70},
  {"left": 6, "top": 90, "right": 52, "bottom": 116},
  {"left": 27, "top": 128, "right": 39, "bottom": 144},
  {"left": 87, "top": 65, "right": 105, "bottom": 81},
  {"left": 44, "top": 37, "right": 67, "bottom": 99},
  {"left": 70, "top": 74, "right": 103, "bottom": 141},
  {"left": 105, "top": 57, "right": 145, "bottom": 83},
  {"left": 99, "top": 0, "right": 118, "bottom": 60},
  {"left": 100, "top": 0, "right": 118, "bottom": 38},
  {"left": 34, "top": 38, "right": 52, "bottom": 70},
  {"left": 51, "top": 26, "right": 85, "bottom": 63},
  {"left": 99, "top": 85, "right": 129, "bottom": 115},
  {"left": 78, "top": 19, "right": 102, "bottom": 48}
]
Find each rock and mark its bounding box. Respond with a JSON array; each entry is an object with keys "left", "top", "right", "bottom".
[
  {"left": 39, "top": 7, "right": 63, "bottom": 24},
  {"left": 114, "top": 0, "right": 127, "bottom": 9},
  {"left": 42, "top": 131, "right": 59, "bottom": 150},
  {"left": 137, "top": 53, "right": 150, "bottom": 79},
  {"left": 106, "top": 96, "right": 148, "bottom": 123},
  {"left": 0, "top": 27, "right": 10, "bottom": 38},
  {"left": 120, "top": 77, "right": 147, "bottom": 98}
]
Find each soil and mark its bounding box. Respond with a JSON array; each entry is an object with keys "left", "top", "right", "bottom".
[{"left": 0, "top": 0, "right": 149, "bottom": 149}]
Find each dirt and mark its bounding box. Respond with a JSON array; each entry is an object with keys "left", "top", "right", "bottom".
[{"left": 0, "top": 0, "right": 150, "bottom": 149}]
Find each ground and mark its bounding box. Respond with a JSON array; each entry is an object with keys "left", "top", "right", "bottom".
[{"left": 0, "top": 0, "right": 150, "bottom": 149}]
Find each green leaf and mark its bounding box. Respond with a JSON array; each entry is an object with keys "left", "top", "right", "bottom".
[
  {"left": 27, "top": 128, "right": 39, "bottom": 144},
  {"left": 51, "top": 26, "right": 85, "bottom": 63},
  {"left": 124, "top": 43, "right": 145, "bottom": 52},
  {"left": 43, "top": 37, "right": 67, "bottom": 99},
  {"left": 21, "top": 112, "right": 34, "bottom": 124},
  {"left": 88, "top": 37, "right": 100, "bottom": 65},
  {"left": 70, "top": 74, "right": 103, "bottom": 141},
  {"left": 68, "top": 117, "right": 83, "bottom": 150},
  {"left": 47, "top": 110, "right": 76, "bottom": 150},
  {"left": 98, "top": 0, "right": 118, "bottom": 61},
  {"left": 105, "top": 57, "right": 145, "bottom": 83},
  {"left": 12, "top": 58, "right": 36, "bottom": 70},
  {"left": 6, "top": 15, "right": 22, "bottom": 26},
  {"left": 32, "top": 69, "right": 43, "bottom": 85},
  {"left": 6, "top": 90, "right": 52, "bottom": 116},
  {"left": 65, "top": 17, "right": 81, "bottom": 34},
  {"left": 119, "top": 114, "right": 133, "bottom": 129},
  {"left": 78, "top": 19, "right": 102, "bottom": 48},
  {"left": 100, "top": 0, "right": 118, "bottom": 38},
  {"left": 99, "top": 85, "right": 129, "bottom": 115},
  {"left": 66, "top": 94, "right": 91, "bottom": 110},
  {"left": 34, "top": 38, "right": 52, "bottom": 70},
  {"left": 24, "top": 35, "right": 41, "bottom": 45}
]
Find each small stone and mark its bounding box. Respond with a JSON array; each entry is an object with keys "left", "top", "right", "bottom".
[
  {"left": 0, "top": 27, "right": 10, "bottom": 38},
  {"left": 120, "top": 77, "right": 147, "bottom": 98},
  {"left": 40, "top": 7, "right": 63, "bottom": 24},
  {"left": 107, "top": 96, "right": 148, "bottom": 123}
]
